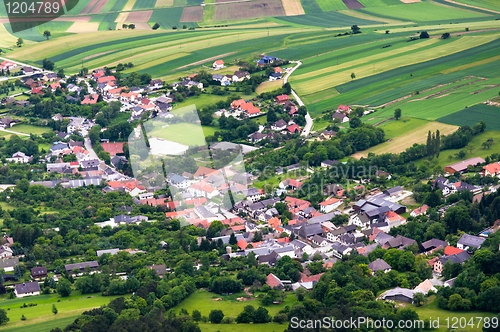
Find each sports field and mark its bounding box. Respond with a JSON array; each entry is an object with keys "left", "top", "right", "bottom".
[{"left": 353, "top": 120, "right": 459, "bottom": 158}]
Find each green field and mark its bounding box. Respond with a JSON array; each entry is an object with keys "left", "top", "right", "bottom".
[
  {"left": 413, "top": 296, "right": 496, "bottom": 332},
  {"left": 10, "top": 124, "right": 53, "bottom": 135},
  {"left": 361, "top": 2, "right": 488, "bottom": 22},
  {"left": 456, "top": 0, "right": 500, "bottom": 12},
  {"left": 146, "top": 122, "right": 209, "bottom": 146},
  {"left": 438, "top": 104, "right": 500, "bottom": 130},
  {"left": 315, "top": 0, "right": 348, "bottom": 12},
  {"left": 173, "top": 290, "right": 297, "bottom": 317},
  {"left": 133, "top": 0, "right": 157, "bottom": 10},
  {"left": 0, "top": 292, "right": 120, "bottom": 331}
]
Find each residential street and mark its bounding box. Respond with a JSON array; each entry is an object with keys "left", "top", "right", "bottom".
[{"left": 283, "top": 61, "right": 313, "bottom": 137}]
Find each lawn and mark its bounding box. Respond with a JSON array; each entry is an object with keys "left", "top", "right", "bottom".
[
  {"left": 352, "top": 120, "right": 459, "bottom": 158},
  {"left": 0, "top": 292, "right": 121, "bottom": 331},
  {"left": 10, "top": 124, "right": 52, "bottom": 135},
  {"left": 172, "top": 289, "right": 297, "bottom": 318},
  {"left": 438, "top": 104, "right": 500, "bottom": 130},
  {"left": 146, "top": 121, "right": 208, "bottom": 146},
  {"left": 0, "top": 202, "right": 14, "bottom": 210},
  {"left": 256, "top": 80, "right": 283, "bottom": 94},
  {"left": 412, "top": 296, "right": 496, "bottom": 332}
]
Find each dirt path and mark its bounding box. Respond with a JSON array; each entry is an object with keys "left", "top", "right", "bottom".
[{"left": 176, "top": 52, "right": 236, "bottom": 70}]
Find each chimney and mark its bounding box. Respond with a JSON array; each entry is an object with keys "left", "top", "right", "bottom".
[{"left": 226, "top": 246, "right": 232, "bottom": 254}]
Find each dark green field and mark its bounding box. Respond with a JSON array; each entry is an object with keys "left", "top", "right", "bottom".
[{"left": 438, "top": 104, "right": 500, "bottom": 130}]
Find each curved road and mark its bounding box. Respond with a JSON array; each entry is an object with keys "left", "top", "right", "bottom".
[{"left": 283, "top": 61, "right": 312, "bottom": 137}]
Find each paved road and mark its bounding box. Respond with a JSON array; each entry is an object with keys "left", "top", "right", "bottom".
[
  {"left": 284, "top": 61, "right": 313, "bottom": 137},
  {"left": 84, "top": 137, "right": 99, "bottom": 159},
  {"left": 0, "top": 56, "right": 50, "bottom": 74}
]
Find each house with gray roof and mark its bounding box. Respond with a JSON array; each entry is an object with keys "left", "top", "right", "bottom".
[
  {"left": 65, "top": 261, "right": 99, "bottom": 273},
  {"left": 457, "top": 233, "right": 485, "bottom": 250},
  {"left": 96, "top": 248, "right": 120, "bottom": 257},
  {"left": 0, "top": 257, "right": 19, "bottom": 272},
  {"left": 382, "top": 287, "right": 415, "bottom": 303},
  {"left": 368, "top": 258, "right": 391, "bottom": 274},
  {"left": 14, "top": 281, "right": 40, "bottom": 298}
]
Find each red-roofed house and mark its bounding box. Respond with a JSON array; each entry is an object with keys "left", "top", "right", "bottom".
[
  {"left": 101, "top": 142, "right": 125, "bottom": 156},
  {"left": 286, "top": 124, "right": 301, "bottom": 134},
  {"left": 97, "top": 76, "right": 116, "bottom": 84},
  {"left": 444, "top": 246, "right": 465, "bottom": 256},
  {"left": 428, "top": 257, "right": 439, "bottom": 268},
  {"left": 337, "top": 104, "right": 351, "bottom": 113},
  {"left": 410, "top": 204, "right": 429, "bottom": 217},
  {"left": 237, "top": 238, "right": 248, "bottom": 250},
  {"left": 213, "top": 60, "right": 224, "bottom": 70},
  {"left": 189, "top": 182, "right": 219, "bottom": 199},
  {"left": 299, "top": 272, "right": 323, "bottom": 283},
  {"left": 266, "top": 273, "right": 284, "bottom": 289},
  {"left": 280, "top": 178, "right": 303, "bottom": 191},
  {"left": 275, "top": 94, "right": 289, "bottom": 104},
  {"left": 385, "top": 211, "right": 406, "bottom": 228},
  {"left": 194, "top": 166, "right": 217, "bottom": 179},
  {"left": 31, "top": 86, "right": 44, "bottom": 95},
  {"left": 274, "top": 67, "right": 282, "bottom": 73},
  {"left": 120, "top": 91, "right": 141, "bottom": 103},
  {"left": 0, "top": 60, "right": 16, "bottom": 70},
  {"left": 81, "top": 94, "right": 99, "bottom": 105},
  {"left": 231, "top": 99, "right": 246, "bottom": 109},
  {"left": 483, "top": 162, "right": 500, "bottom": 176},
  {"left": 319, "top": 197, "right": 343, "bottom": 213},
  {"left": 49, "top": 82, "right": 61, "bottom": 91},
  {"left": 268, "top": 217, "right": 282, "bottom": 231}
]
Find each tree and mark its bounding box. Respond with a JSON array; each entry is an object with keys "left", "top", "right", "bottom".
[
  {"left": 43, "top": 30, "right": 51, "bottom": 40},
  {"left": 253, "top": 307, "right": 271, "bottom": 323},
  {"left": 42, "top": 58, "right": 55, "bottom": 70},
  {"left": 435, "top": 129, "right": 441, "bottom": 157},
  {"left": 52, "top": 304, "right": 58, "bottom": 314},
  {"left": 394, "top": 108, "right": 402, "bottom": 120},
  {"left": 420, "top": 31, "right": 430, "bottom": 39},
  {"left": 129, "top": 24, "right": 136, "bottom": 30},
  {"left": 122, "top": 24, "right": 127, "bottom": 29},
  {"left": 56, "top": 278, "right": 72, "bottom": 297},
  {"left": 152, "top": 23, "right": 160, "bottom": 30},
  {"left": 208, "top": 309, "right": 224, "bottom": 324},
  {"left": 192, "top": 309, "right": 202, "bottom": 322},
  {"left": 229, "top": 233, "right": 237, "bottom": 245},
  {"left": 413, "top": 292, "right": 426, "bottom": 307},
  {"left": 236, "top": 305, "right": 255, "bottom": 323},
  {"left": 349, "top": 117, "right": 362, "bottom": 129},
  {"left": 350, "top": 72, "right": 356, "bottom": 80},
  {"left": 16, "top": 38, "right": 23, "bottom": 47},
  {"left": 0, "top": 308, "right": 8, "bottom": 325},
  {"left": 351, "top": 25, "right": 360, "bottom": 34},
  {"left": 441, "top": 32, "right": 450, "bottom": 39}
]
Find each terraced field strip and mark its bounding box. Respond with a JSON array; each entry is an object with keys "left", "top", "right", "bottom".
[
  {"left": 337, "top": 9, "right": 402, "bottom": 23},
  {"left": 126, "top": 10, "right": 153, "bottom": 21},
  {"left": 110, "top": 0, "right": 129, "bottom": 11},
  {"left": 343, "top": 0, "right": 364, "bottom": 9},
  {"left": 274, "top": 10, "right": 382, "bottom": 27},
  {"left": 214, "top": 0, "right": 286, "bottom": 20},
  {"left": 80, "top": 0, "right": 100, "bottom": 14},
  {"left": 292, "top": 35, "right": 497, "bottom": 96},
  {"left": 282, "top": 0, "right": 306, "bottom": 15},
  {"left": 315, "top": 0, "right": 348, "bottom": 11},
  {"left": 123, "top": 0, "right": 138, "bottom": 10},
  {"left": 361, "top": 1, "right": 488, "bottom": 21},
  {"left": 452, "top": 0, "right": 500, "bottom": 12},
  {"left": 156, "top": 0, "right": 174, "bottom": 6},
  {"left": 439, "top": 104, "right": 500, "bottom": 129},
  {"left": 27, "top": 28, "right": 298, "bottom": 72},
  {"left": 373, "top": 19, "right": 500, "bottom": 34},
  {"left": 115, "top": 12, "right": 129, "bottom": 21},
  {"left": 353, "top": 121, "right": 459, "bottom": 158},
  {"left": 133, "top": 0, "right": 157, "bottom": 10},
  {"left": 0, "top": 23, "right": 19, "bottom": 47},
  {"left": 180, "top": 6, "right": 204, "bottom": 21},
  {"left": 66, "top": 22, "right": 100, "bottom": 33},
  {"left": 89, "top": 0, "right": 110, "bottom": 13}
]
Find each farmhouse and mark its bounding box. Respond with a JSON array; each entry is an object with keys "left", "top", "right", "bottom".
[
  {"left": 319, "top": 197, "right": 342, "bottom": 213},
  {"left": 275, "top": 94, "right": 289, "bottom": 104},
  {"left": 457, "top": 233, "right": 485, "bottom": 250},
  {"left": 332, "top": 111, "right": 349, "bottom": 123},
  {"left": 382, "top": 287, "right": 415, "bottom": 303},
  {"left": 444, "top": 157, "right": 485, "bottom": 174},
  {"left": 6, "top": 151, "right": 32, "bottom": 164},
  {"left": 14, "top": 282, "right": 40, "bottom": 298},
  {"left": 368, "top": 258, "right": 391, "bottom": 274},
  {"left": 483, "top": 162, "right": 500, "bottom": 176},
  {"left": 213, "top": 59, "right": 224, "bottom": 70},
  {"left": 65, "top": 261, "right": 99, "bottom": 273}
]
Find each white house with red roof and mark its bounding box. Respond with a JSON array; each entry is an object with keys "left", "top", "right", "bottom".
[
  {"left": 410, "top": 204, "right": 429, "bottom": 217},
  {"left": 212, "top": 59, "right": 224, "bottom": 70},
  {"left": 275, "top": 94, "right": 289, "bottom": 104},
  {"left": 0, "top": 60, "right": 17, "bottom": 70},
  {"left": 483, "top": 162, "right": 500, "bottom": 177},
  {"left": 337, "top": 104, "right": 352, "bottom": 114},
  {"left": 319, "top": 197, "right": 343, "bottom": 213}
]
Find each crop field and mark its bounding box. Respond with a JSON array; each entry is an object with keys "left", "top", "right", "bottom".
[
  {"left": 343, "top": 0, "right": 365, "bottom": 9},
  {"left": 455, "top": 0, "right": 500, "bottom": 12},
  {"left": 156, "top": 0, "right": 174, "bottom": 6},
  {"left": 149, "top": 7, "right": 193, "bottom": 27},
  {"left": 214, "top": 0, "right": 286, "bottom": 20},
  {"left": 300, "top": 0, "right": 323, "bottom": 13},
  {"left": 353, "top": 120, "right": 459, "bottom": 158},
  {"left": 127, "top": 10, "right": 154, "bottom": 22},
  {"left": 292, "top": 36, "right": 475, "bottom": 95},
  {"left": 360, "top": 2, "right": 489, "bottom": 21},
  {"left": 315, "top": 0, "right": 348, "bottom": 11},
  {"left": 282, "top": 0, "right": 306, "bottom": 15},
  {"left": 438, "top": 104, "right": 500, "bottom": 130},
  {"left": 180, "top": 7, "right": 204, "bottom": 22},
  {"left": 133, "top": 0, "right": 157, "bottom": 9},
  {"left": 10, "top": 124, "right": 53, "bottom": 135},
  {"left": 274, "top": 10, "right": 380, "bottom": 26}
]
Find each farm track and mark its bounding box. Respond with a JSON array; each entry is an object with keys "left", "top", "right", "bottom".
[
  {"left": 409, "top": 77, "right": 486, "bottom": 101},
  {"left": 443, "top": 0, "right": 500, "bottom": 14}
]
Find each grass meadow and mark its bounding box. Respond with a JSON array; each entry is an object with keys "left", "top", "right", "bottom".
[
  {"left": 10, "top": 124, "right": 53, "bottom": 135},
  {"left": 0, "top": 292, "right": 121, "bottom": 331}
]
